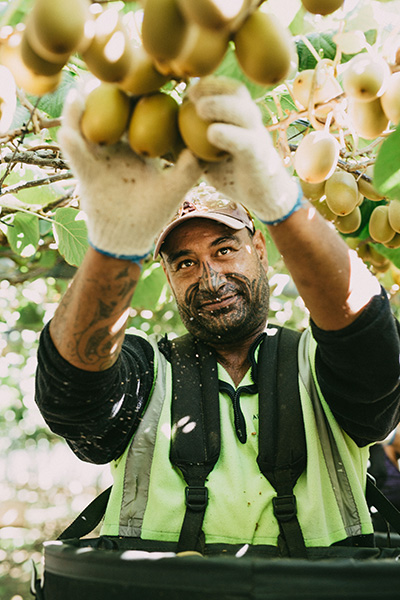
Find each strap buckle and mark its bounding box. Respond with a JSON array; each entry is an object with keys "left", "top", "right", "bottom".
[
  {"left": 185, "top": 486, "right": 208, "bottom": 512},
  {"left": 273, "top": 494, "right": 297, "bottom": 522}
]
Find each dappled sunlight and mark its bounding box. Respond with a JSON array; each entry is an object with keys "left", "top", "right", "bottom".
[{"left": 346, "top": 249, "right": 382, "bottom": 315}]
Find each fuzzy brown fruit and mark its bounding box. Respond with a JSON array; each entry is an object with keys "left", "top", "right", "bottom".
[
  {"left": 357, "top": 165, "right": 384, "bottom": 201},
  {"left": 0, "top": 31, "right": 62, "bottom": 96},
  {"left": 129, "top": 92, "right": 179, "bottom": 158},
  {"left": 142, "top": 0, "right": 187, "bottom": 61},
  {"left": 81, "top": 83, "right": 130, "bottom": 145},
  {"left": 325, "top": 171, "right": 359, "bottom": 216},
  {"left": 335, "top": 207, "right": 361, "bottom": 234},
  {"left": 369, "top": 205, "right": 396, "bottom": 244},
  {"left": 381, "top": 72, "right": 400, "bottom": 125},
  {"left": 294, "top": 130, "right": 340, "bottom": 184},
  {"left": 300, "top": 0, "right": 344, "bottom": 14},
  {"left": 29, "top": 0, "right": 91, "bottom": 58},
  {"left": 177, "top": 0, "right": 247, "bottom": 30},
  {"left": 234, "top": 10, "right": 293, "bottom": 86},
  {"left": 169, "top": 22, "right": 230, "bottom": 77},
  {"left": 118, "top": 47, "right": 169, "bottom": 96},
  {"left": 178, "top": 99, "right": 227, "bottom": 162},
  {"left": 342, "top": 54, "right": 391, "bottom": 103},
  {"left": 348, "top": 97, "right": 389, "bottom": 140},
  {"left": 82, "top": 8, "right": 133, "bottom": 83}
]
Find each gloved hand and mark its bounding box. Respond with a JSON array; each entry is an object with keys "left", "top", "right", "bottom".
[
  {"left": 58, "top": 88, "right": 203, "bottom": 262},
  {"left": 188, "top": 77, "right": 303, "bottom": 225}
]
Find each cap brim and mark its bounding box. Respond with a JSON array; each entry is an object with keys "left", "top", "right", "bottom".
[{"left": 154, "top": 211, "right": 247, "bottom": 259}]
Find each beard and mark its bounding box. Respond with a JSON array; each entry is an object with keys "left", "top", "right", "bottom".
[{"left": 176, "top": 263, "right": 270, "bottom": 345}]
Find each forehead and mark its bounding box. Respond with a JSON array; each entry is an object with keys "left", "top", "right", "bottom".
[{"left": 161, "top": 218, "right": 244, "bottom": 258}]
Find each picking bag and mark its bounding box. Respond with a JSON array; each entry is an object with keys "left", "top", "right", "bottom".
[{"left": 34, "top": 536, "right": 400, "bottom": 600}]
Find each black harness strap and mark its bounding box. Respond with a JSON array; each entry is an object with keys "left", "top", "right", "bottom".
[
  {"left": 169, "top": 334, "right": 220, "bottom": 553},
  {"left": 55, "top": 327, "right": 400, "bottom": 553},
  {"left": 256, "top": 327, "right": 307, "bottom": 558}
]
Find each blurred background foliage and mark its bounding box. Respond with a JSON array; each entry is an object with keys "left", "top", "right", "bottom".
[{"left": 2, "top": 0, "right": 400, "bottom": 598}]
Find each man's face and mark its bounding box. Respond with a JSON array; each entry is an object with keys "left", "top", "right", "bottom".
[{"left": 161, "top": 219, "right": 270, "bottom": 345}]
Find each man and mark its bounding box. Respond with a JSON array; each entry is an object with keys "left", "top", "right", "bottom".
[{"left": 35, "top": 77, "right": 400, "bottom": 556}]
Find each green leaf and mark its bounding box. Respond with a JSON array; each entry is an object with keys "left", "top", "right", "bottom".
[
  {"left": 5, "top": 212, "right": 40, "bottom": 257},
  {"left": 296, "top": 33, "right": 337, "bottom": 71},
  {"left": 374, "top": 127, "right": 400, "bottom": 200},
  {"left": 1, "top": 165, "right": 67, "bottom": 206},
  {"left": 32, "top": 71, "right": 77, "bottom": 118},
  {"left": 370, "top": 243, "right": 400, "bottom": 269},
  {"left": 53, "top": 207, "right": 89, "bottom": 267},
  {"left": 132, "top": 262, "right": 169, "bottom": 311}
]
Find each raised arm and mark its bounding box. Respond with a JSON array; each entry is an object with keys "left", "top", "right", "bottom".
[
  {"left": 189, "top": 77, "right": 381, "bottom": 330},
  {"left": 49, "top": 248, "right": 140, "bottom": 371},
  {"left": 265, "top": 204, "right": 381, "bottom": 330},
  {"left": 49, "top": 88, "right": 202, "bottom": 371}
]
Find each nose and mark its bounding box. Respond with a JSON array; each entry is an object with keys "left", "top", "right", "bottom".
[{"left": 198, "top": 261, "right": 227, "bottom": 293}]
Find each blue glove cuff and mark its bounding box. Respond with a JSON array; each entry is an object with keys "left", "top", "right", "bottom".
[
  {"left": 261, "top": 183, "right": 305, "bottom": 226},
  {"left": 89, "top": 242, "right": 149, "bottom": 267}
]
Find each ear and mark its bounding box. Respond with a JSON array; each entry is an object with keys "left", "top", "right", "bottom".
[
  {"left": 252, "top": 229, "right": 269, "bottom": 272},
  {"left": 160, "top": 256, "right": 174, "bottom": 292}
]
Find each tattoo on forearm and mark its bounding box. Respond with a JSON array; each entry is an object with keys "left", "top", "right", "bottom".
[{"left": 54, "top": 265, "right": 138, "bottom": 369}]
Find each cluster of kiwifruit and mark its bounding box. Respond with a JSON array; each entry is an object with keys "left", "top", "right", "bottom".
[
  {"left": 290, "top": 47, "right": 400, "bottom": 259},
  {"left": 1, "top": 0, "right": 399, "bottom": 264}
]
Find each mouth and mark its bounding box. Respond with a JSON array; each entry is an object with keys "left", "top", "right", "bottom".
[{"left": 198, "top": 294, "right": 237, "bottom": 312}]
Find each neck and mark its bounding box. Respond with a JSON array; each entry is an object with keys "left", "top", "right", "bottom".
[{"left": 206, "top": 324, "right": 267, "bottom": 387}]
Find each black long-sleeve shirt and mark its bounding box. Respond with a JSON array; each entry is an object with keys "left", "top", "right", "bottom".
[{"left": 35, "top": 288, "right": 400, "bottom": 465}]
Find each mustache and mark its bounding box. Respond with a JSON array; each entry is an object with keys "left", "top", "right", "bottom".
[{"left": 188, "top": 280, "right": 248, "bottom": 309}]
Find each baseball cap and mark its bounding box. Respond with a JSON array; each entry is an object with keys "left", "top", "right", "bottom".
[{"left": 154, "top": 184, "right": 255, "bottom": 258}]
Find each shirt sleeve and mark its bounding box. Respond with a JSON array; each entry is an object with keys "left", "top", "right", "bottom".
[
  {"left": 311, "top": 287, "right": 400, "bottom": 447},
  {"left": 34, "top": 322, "right": 155, "bottom": 464}
]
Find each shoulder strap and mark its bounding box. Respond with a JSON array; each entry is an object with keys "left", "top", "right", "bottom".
[
  {"left": 57, "top": 486, "right": 112, "bottom": 540},
  {"left": 257, "top": 326, "right": 307, "bottom": 558},
  {"left": 169, "top": 334, "right": 221, "bottom": 553}
]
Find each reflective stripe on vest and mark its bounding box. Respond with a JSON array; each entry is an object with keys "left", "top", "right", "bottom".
[{"left": 101, "top": 327, "right": 372, "bottom": 544}]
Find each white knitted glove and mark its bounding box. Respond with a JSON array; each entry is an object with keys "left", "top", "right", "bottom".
[
  {"left": 58, "top": 88, "right": 202, "bottom": 261},
  {"left": 189, "top": 77, "right": 303, "bottom": 225}
]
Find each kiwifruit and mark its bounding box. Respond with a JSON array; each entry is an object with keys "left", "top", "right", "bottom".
[
  {"left": 348, "top": 97, "right": 389, "bottom": 140},
  {"left": 82, "top": 8, "right": 133, "bottom": 83},
  {"left": 233, "top": 10, "right": 293, "bottom": 86},
  {"left": 334, "top": 207, "right": 361, "bottom": 234},
  {"left": 299, "top": 179, "right": 326, "bottom": 201},
  {"left": 118, "top": 46, "right": 169, "bottom": 96},
  {"left": 357, "top": 165, "right": 384, "bottom": 201},
  {"left": 381, "top": 72, "right": 400, "bottom": 125},
  {"left": 342, "top": 54, "right": 391, "bottom": 102},
  {"left": 369, "top": 205, "right": 396, "bottom": 244},
  {"left": 332, "top": 30, "right": 367, "bottom": 55},
  {"left": 294, "top": 130, "right": 340, "bottom": 184},
  {"left": 29, "top": 0, "right": 90, "bottom": 58},
  {"left": 169, "top": 22, "right": 229, "bottom": 77},
  {"left": 384, "top": 233, "right": 400, "bottom": 249},
  {"left": 0, "top": 65, "right": 16, "bottom": 134},
  {"left": 178, "top": 98, "right": 226, "bottom": 162},
  {"left": 176, "top": 0, "right": 247, "bottom": 30},
  {"left": 325, "top": 171, "right": 359, "bottom": 216},
  {"left": 128, "top": 92, "right": 179, "bottom": 157},
  {"left": 80, "top": 83, "right": 131, "bottom": 145},
  {"left": 367, "top": 245, "right": 390, "bottom": 269},
  {"left": 313, "top": 199, "right": 336, "bottom": 222},
  {"left": 0, "top": 31, "right": 62, "bottom": 96},
  {"left": 292, "top": 67, "right": 342, "bottom": 109},
  {"left": 388, "top": 200, "right": 400, "bottom": 234},
  {"left": 21, "top": 31, "right": 66, "bottom": 76},
  {"left": 300, "top": 0, "right": 344, "bottom": 15},
  {"left": 141, "top": 0, "right": 188, "bottom": 61}
]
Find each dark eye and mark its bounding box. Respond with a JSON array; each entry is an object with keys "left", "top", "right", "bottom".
[
  {"left": 218, "top": 247, "right": 233, "bottom": 256},
  {"left": 176, "top": 258, "right": 195, "bottom": 271}
]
